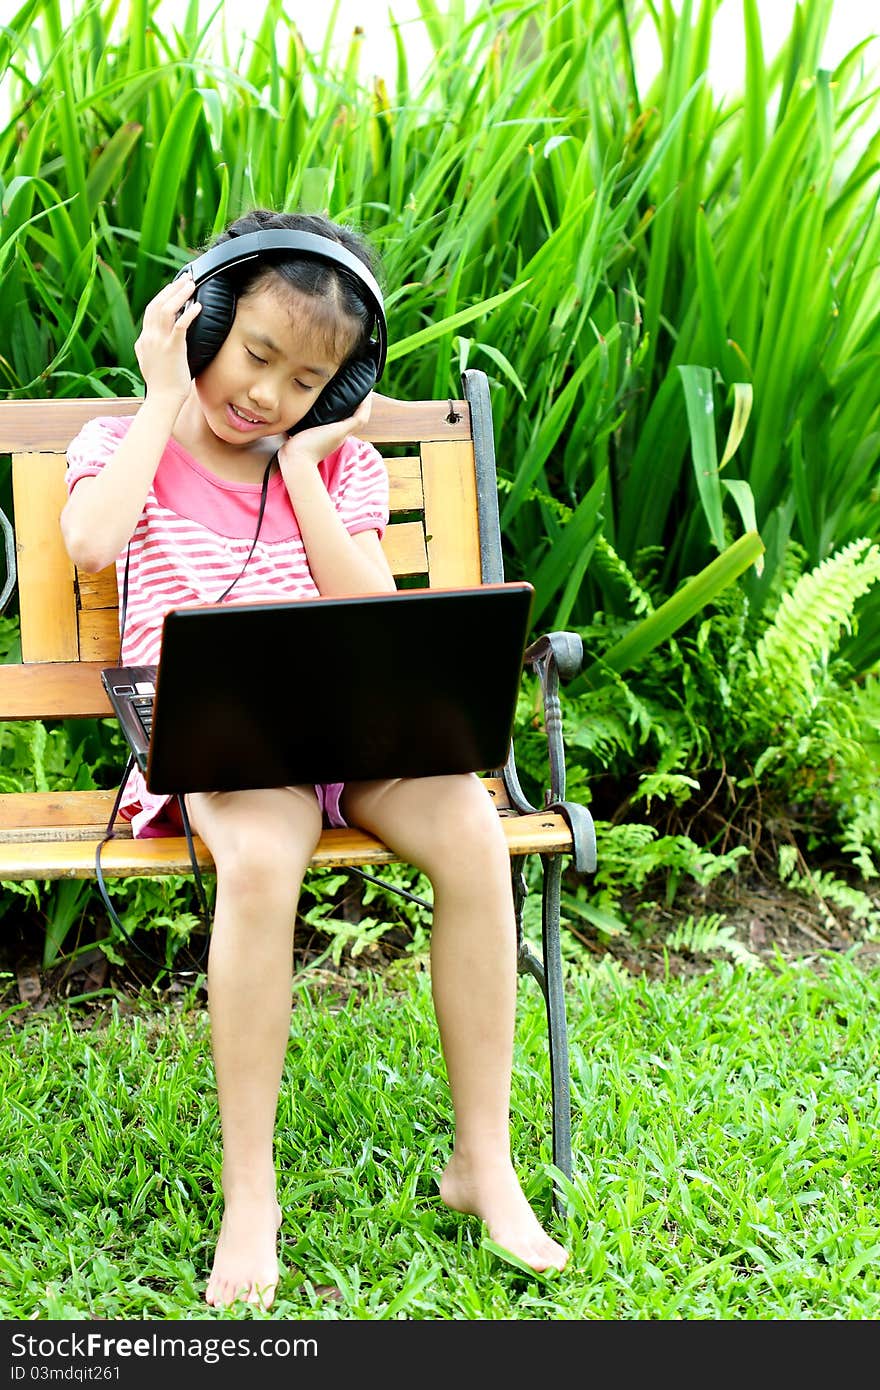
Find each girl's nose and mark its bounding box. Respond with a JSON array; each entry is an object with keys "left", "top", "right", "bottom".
[{"left": 248, "top": 379, "right": 277, "bottom": 411}]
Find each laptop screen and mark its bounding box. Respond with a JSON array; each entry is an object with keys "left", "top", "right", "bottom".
[{"left": 105, "top": 584, "right": 535, "bottom": 795}]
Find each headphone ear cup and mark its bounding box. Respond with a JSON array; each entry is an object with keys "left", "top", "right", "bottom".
[
  {"left": 186, "top": 275, "right": 236, "bottom": 376},
  {"left": 289, "top": 351, "right": 378, "bottom": 434}
]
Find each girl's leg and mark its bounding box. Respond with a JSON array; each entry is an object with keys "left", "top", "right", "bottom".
[
  {"left": 342, "top": 774, "right": 568, "bottom": 1272},
  {"left": 185, "top": 784, "right": 323, "bottom": 1309}
]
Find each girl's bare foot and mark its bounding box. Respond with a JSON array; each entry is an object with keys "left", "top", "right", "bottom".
[
  {"left": 439, "top": 1152, "right": 568, "bottom": 1272},
  {"left": 205, "top": 1195, "right": 284, "bottom": 1309}
]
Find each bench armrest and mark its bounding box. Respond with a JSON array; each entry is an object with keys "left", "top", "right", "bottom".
[{"left": 503, "top": 629, "right": 597, "bottom": 874}]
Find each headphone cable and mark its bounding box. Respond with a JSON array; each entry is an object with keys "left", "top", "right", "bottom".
[{"left": 94, "top": 754, "right": 212, "bottom": 978}]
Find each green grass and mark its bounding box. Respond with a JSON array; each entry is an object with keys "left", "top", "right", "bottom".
[{"left": 3, "top": 948, "right": 880, "bottom": 1320}]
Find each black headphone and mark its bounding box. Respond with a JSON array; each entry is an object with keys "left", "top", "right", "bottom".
[{"left": 177, "top": 229, "right": 387, "bottom": 434}]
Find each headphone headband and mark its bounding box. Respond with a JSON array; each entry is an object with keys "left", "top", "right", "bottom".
[{"left": 181, "top": 228, "right": 387, "bottom": 377}]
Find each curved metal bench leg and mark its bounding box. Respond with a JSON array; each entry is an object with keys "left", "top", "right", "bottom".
[{"left": 541, "top": 852, "right": 572, "bottom": 1216}]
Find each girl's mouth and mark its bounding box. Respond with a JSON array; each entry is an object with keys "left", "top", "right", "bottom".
[{"left": 226, "top": 403, "right": 267, "bottom": 431}]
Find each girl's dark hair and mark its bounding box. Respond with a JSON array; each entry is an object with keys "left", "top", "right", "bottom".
[{"left": 211, "top": 209, "right": 381, "bottom": 360}]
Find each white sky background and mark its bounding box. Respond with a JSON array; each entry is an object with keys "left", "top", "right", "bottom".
[
  {"left": 1, "top": 1, "right": 876, "bottom": 111},
  {"left": 148, "top": 0, "right": 877, "bottom": 94}
]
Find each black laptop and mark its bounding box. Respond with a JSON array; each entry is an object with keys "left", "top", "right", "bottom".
[{"left": 101, "top": 583, "right": 534, "bottom": 795}]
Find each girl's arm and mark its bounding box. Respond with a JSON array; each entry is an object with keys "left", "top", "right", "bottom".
[
  {"left": 60, "top": 277, "right": 201, "bottom": 573},
  {"left": 277, "top": 396, "right": 397, "bottom": 595}
]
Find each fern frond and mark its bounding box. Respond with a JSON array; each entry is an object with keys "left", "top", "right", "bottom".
[
  {"left": 777, "top": 853, "right": 880, "bottom": 932},
  {"left": 593, "top": 820, "right": 749, "bottom": 897},
  {"left": 746, "top": 539, "right": 880, "bottom": 707},
  {"left": 632, "top": 771, "right": 701, "bottom": 808},
  {"left": 563, "top": 676, "right": 703, "bottom": 774},
  {"left": 592, "top": 534, "right": 654, "bottom": 616},
  {"left": 665, "top": 913, "right": 764, "bottom": 971}
]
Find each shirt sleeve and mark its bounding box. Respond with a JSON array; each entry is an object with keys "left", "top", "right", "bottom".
[
  {"left": 320, "top": 436, "right": 390, "bottom": 540},
  {"left": 65, "top": 416, "right": 134, "bottom": 494}
]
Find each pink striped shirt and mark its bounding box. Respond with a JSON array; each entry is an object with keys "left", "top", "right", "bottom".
[{"left": 65, "top": 415, "right": 390, "bottom": 834}]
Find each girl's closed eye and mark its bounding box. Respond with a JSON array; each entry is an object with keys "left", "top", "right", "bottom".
[{"left": 245, "top": 345, "right": 313, "bottom": 391}]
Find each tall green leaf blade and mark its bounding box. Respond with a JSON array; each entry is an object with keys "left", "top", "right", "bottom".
[
  {"left": 678, "top": 364, "right": 725, "bottom": 551},
  {"left": 694, "top": 206, "right": 733, "bottom": 381},
  {"left": 131, "top": 89, "right": 206, "bottom": 307},
  {"left": 85, "top": 122, "right": 143, "bottom": 216},
  {"left": 385, "top": 282, "right": 529, "bottom": 365},
  {"left": 718, "top": 383, "right": 753, "bottom": 470},
  {"left": 529, "top": 470, "right": 606, "bottom": 626},
  {"left": 742, "top": 0, "right": 767, "bottom": 180},
  {"left": 576, "top": 531, "right": 766, "bottom": 692}
]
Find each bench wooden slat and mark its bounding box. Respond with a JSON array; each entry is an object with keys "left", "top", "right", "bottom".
[
  {"left": 0, "top": 395, "right": 472, "bottom": 451},
  {"left": 0, "top": 790, "right": 128, "bottom": 833},
  {"left": 78, "top": 607, "right": 121, "bottom": 664},
  {"left": 0, "top": 810, "right": 572, "bottom": 880},
  {"left": 383, "top": 519, "right": 428, "bottom": 577},
  {"left": 0, "top": 663, "right": 111, "bottom": 719},
  {"left": 12, "top": 454, "right": 80, "bottom": 662},
  {"left": 0, "top": 779, "right": 514, "bottom": 833},
  {"left": 77, "top": 567, "right": 118, "bottom": 610},
  {"left": 388, "top": 456, "right": 423, "bottom": 510},
  {"left": 422, "top": 440, "right": 482, "bottom": 586}
]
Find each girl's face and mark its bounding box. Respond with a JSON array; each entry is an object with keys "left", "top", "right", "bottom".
[{"left": 194, "top": 282, "right": 358, "bottom": 443}]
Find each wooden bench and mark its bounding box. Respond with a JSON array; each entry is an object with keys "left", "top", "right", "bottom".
[{"left": 0, "top": 367, "right": 596, "bottom": 1202}]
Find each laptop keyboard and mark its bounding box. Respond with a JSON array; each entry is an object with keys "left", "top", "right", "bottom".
[{"left": 131, "top": 693, "right": 154, "bottom": 738}]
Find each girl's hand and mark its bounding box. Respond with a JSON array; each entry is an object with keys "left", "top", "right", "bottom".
[
  {"left": 277, "top": 393, "right": 373, "bottom": 475},
  {"left": 134, "top": 274, "right": 202, "bottom": 409}
]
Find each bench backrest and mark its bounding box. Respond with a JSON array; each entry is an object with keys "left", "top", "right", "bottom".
[{"left": 0, "top": 370, "right": 504, "bottom": 721}]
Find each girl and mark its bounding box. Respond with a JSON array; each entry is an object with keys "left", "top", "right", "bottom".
[{"left": 60, "top": 208, "right": 569, "bottom": 1308}]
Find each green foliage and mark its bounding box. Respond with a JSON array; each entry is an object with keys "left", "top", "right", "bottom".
[
  {"left": 570, "top": 819, "right": 750, "bottom": 918},
  {"left": 297, "top": 865, "right": 432, "bottom": 968},
  {"left": 0, "top": 615, "right": 19, "bottom": 662},
  {"left": 664, "top": 912, "right": 763, "bottom": 973},
  {"left": 100, "top": 875, "right": 209, "bottom": 970},
  {"left": 40, "top": 879, "right": 91, "bottom": 971},
  {"left": 0, "top": 717, "right": 121, "bottom": 793},
  {"left": 1, "top": 0, "right": 877, "bottom": 630},
  {"left": 516, "top": 534, "right": 880, "bottom": 923},
  {"left": 742, "top": 540, "right": 880, "bottom": 737},
  {"left": 778, "top": 844, "right": 880, "bottom": 932},
  {"left": 723, "top": 540, "right": 880, "bottom": 877}
]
